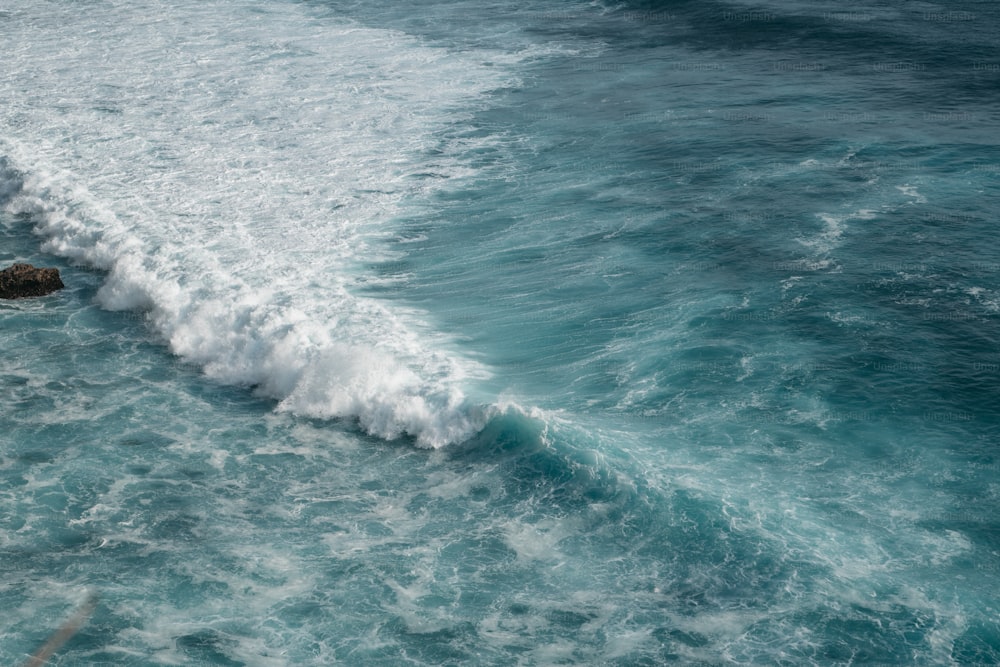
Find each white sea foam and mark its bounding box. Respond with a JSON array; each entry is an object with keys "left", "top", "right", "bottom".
[
  {"left": 896, "top": 183, "right": 928, "bottom": 203},
  {"left": 798, "top": 208, "right": 876, "bottom": 254},
  {"left": 0, "top": 0, "right": 518, "bottom": 446}
]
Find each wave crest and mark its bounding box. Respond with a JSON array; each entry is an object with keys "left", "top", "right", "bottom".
[{"left": 2, "top": 153, "right": 487, "bottom": 448}]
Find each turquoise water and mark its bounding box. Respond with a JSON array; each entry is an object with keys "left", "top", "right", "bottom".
[{"left": 3, "top": 0, "right": 1000, "bottom": 664}]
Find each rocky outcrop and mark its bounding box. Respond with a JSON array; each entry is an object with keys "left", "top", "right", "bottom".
[{"left": 0, "top": 263, "right": 64, "bottom": 299}]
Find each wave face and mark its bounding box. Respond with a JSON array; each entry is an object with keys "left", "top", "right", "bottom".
[{"left": 0, "top": 0, "right": 518, "bottom": 446}]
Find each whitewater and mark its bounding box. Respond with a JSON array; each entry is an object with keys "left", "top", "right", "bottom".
[{"left": 0, "top": 0, "right": 517, "bottom": 447}]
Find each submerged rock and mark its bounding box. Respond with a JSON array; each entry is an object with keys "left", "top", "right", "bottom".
[{"left": 0, "top": 263, "right": 64, "bottom": 299}]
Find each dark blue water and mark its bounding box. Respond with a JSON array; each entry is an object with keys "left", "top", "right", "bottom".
[{"left": 2, "top": 0, "right": 999, "bottom": 664}]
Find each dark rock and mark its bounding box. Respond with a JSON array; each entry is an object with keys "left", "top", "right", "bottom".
[{"left": 0, "top": 263, "right": 64, "bottom": 299}]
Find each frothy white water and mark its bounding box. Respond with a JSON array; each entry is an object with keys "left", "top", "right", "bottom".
[{"left": 0, "top": 0, "right": 513, "bottom": 446}]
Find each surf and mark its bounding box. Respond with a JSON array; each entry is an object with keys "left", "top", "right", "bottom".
[{"left": 0, "top": 0, "right": 520, "bottom": 447}]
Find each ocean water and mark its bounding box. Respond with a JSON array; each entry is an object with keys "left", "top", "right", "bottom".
[{"left": 2, "top": 0, "right": 999, "bottom": 664}]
